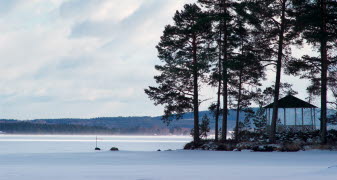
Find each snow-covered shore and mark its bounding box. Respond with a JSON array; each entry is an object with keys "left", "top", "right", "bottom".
[{"left": 1, "top": 150, "right": 337, "bottom": 179}]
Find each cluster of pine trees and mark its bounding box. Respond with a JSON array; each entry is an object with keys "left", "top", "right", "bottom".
[{"left": 145, "top": 0, "right": 337, "bottom": 144}]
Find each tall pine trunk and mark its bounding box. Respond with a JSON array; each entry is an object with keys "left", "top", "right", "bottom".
[
  {"left": 215, "top": 44, "right": 222, "bottom": 142},
  {"left": 235, "top": 69, "right": 243, "bottom": 142},
  {"left": 221, "top": 0, "right": 228, "bottom": 142},
  {"left": 270, "top": 0, "right": 286, "bottom": 143},
  {"left": 320, "top": 0, "right": 328, "bottom": 144},
  {"left": 192, "top": 36, "right": 200, "bottom": 143}
]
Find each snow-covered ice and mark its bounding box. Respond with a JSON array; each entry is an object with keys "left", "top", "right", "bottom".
[{"left": 0, "top": 135, "right": 336, "bottom": 180}]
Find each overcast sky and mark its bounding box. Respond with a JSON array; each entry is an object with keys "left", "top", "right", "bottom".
[{"left": 0, "top": 0, "right": 320, "bottom": 119}]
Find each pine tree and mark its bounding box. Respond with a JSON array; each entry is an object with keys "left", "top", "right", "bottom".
[
  {"left": 145, "top": 4, "right": 214, "bottom": 143},
  {"left": 228, "top": 3, "right": 265, "bottom": 142},
  {"left": 200, "top": 115, "right": 211, "bottom": 138},
  {"left": 246, "top": 0, "right": 298, "bottom": 143},
  {"left": 286, "top": 0, "right": 337, "bottom": 144},
  {"left": 208, "top": 102, "right": 222, "bottom": 141},
  {"left": 198, "top": 0, "right": 237, "bottom": 142},
  {"left": 243, "top": 110, "right": 252, "bottom": 131},
  {"left": 252, "top": 106, "right": 268, "bottom": 133}
]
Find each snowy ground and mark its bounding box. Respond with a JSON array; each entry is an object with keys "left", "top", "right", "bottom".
[{"left": 0, "top": 135, "right": 336, "bottom": 180}]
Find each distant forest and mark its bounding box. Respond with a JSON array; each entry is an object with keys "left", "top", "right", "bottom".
[
  {"left": 0, "top": 109, "right": 335, "bottom": 135},
  {"left": 0, "top": 110, "right": 239, "bottom": 135},
  {"left": 0, "top": 121, "right": 116, "bottom": 135}
]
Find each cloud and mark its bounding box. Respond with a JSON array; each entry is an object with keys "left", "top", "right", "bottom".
[
  {"left": 0, "top": 0, "right": 196, "bottom": 119},
  {"left": 0, "top": 0, "right": 21, "bottom": 16},
  {"left": 0, "top": 0, "right": 323, "bottom": 119}
]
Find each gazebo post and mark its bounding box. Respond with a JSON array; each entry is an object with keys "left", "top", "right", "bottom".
[
  {"left": 313, "top": 108, "right": 316, "bottom": 130},
  {"left": 295, "top": 108, "right": 297, "bottom": 131},
  {"left": 267, "top": 108, "right": 269, "bottom": 126},
  {"left": 265, "top": 108, "right": 268, "bottom": 127},
  {"left": 302, "top": 108, "right": 304, "bottom": 131},
  {"left": 283, "top": 108, "right": 286, "bottom": 131},
  {"left": 269, "top": 108, "right": 271, "bottom": 126},
  {"left": 310, "top": 108, "right": 314, "bottom": 131}
]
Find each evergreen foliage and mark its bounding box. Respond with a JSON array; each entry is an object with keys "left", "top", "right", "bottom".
[
  {"left": 251, "top": 106, "right": 268, "bottom": 133},
  {"left": 222, "top": 2, "right": 266, "bottom": 141},
  {"left": 261, "top": 83, "right": 298, "bottom": 106},
  {"left": 286, "top": 0, "right": 337, "bottom": 143},
  {"left": 198, "top": 0, "right": 239, "bottom": 142},
  {"left": 200, "top": 115, "right": 211, "bottom": 138},
  {"left": 246, "top": 0, "right": 300, "bottom": 143},
  {"left": 146, "top": 0, "right": 336, "bottom": 144},
  {"left": 145, "top": 4, "right": 215, "bottom": 143}
]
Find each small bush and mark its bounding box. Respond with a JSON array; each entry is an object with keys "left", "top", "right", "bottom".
[
  {"left": 307, "top": 144, "right": 337, "bottom": 150},
  {"left": 279, "top": 143, "right": 302, "bottom": 152},
  {"left": 215, "top": 143, "right": 236, "bottom": 151},
  {"left": 184, "top": 142, "right": 194, "bottom": 150},
  {"left": 216, "top": 144, "right": 227, "bottom": 151},
  {"left": 236, "top": 142, "right": 259, "bottom": 150},
  {"left": 183, "top": 141, "right": 205, "bottom": 150},
  {"left": 252, "top": 145, "right": 275, "bottom": 152}
]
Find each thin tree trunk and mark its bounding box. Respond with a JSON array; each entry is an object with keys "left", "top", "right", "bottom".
[
  {"left": 320, "top": 0, "right": 328, "bottom": 144},
  {"left": 215, "top": 40, "right": 222, "bottom": 142},
  {"left": 235, "top": 34, "right": 245, "bottom": 142},
  {"left": 235, "top": 69, "right": 243, "bottom": 142},
  {"left": 192, "top": 36, "right": 200, "bottom": 144},
  {"left": 270, "top": 0, "right": 286, "bottom": 143},
  {"left": 221, "top": 0, "right": 228, "bottom": 142},
  {"left": 215, "top": 82, "right": 221, "bottom": 142}
]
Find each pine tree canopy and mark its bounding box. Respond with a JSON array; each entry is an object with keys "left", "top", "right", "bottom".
[{"left": 145, "top": 4, "right": 215, "bottom": 124}]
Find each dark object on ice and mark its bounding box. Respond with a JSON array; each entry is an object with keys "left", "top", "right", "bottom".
[
  {"left": 110, "top": 147, "right": 119, "bottom": 151},
  {"left": 95, "top": 136, "right": 101, "bottom": 151},
  {"left": 157, "top": 149, "right": 161, "bottom": 151}
]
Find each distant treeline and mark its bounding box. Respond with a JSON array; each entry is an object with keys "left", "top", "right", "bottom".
[
  {"left": 0, "top": 109, "right": 334, "bottom": 135},
  {"left": 0, "top": 121, "right": 116, "bottom": 135},
  {"left": 0, "top": 111, "right": 238, "bottom": 135},
  {"left": 0, "top": 121, "right": 190, "bottom": 135}
]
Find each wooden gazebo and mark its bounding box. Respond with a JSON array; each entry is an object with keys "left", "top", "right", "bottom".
[{"left": 264, "top": 95, "right": 318, "bottom": 131}]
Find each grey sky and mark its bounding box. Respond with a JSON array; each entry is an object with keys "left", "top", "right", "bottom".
[{"left": 0, "top": 0, "right": 324, "bottom": 119}]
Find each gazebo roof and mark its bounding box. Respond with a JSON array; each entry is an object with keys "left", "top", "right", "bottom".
[{"left": 264, "top": 95, "right": 317, "bottom": 109}]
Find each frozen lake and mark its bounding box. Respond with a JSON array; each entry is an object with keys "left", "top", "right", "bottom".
[
  {"left": 0, "top": 135, "right": 336, "bottom": 180},
  {"left": 0, "top": 135, "right": 191, "bottom": 153}
]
